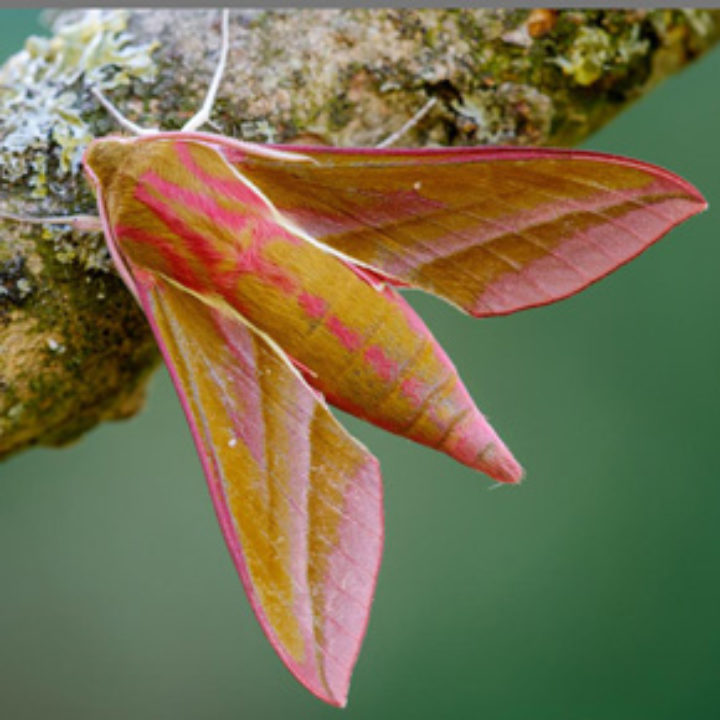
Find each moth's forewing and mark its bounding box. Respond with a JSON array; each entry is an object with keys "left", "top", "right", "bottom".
[{"left": 227, "top": 145, "right": 706, "bottom": 316}]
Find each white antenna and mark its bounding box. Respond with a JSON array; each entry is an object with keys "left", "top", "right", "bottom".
[{"left": 92, "top": 9, "right": 231, "bottom": 137}]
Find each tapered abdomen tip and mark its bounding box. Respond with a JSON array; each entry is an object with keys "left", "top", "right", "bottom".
[
  {"left": 476, "top": 440, "right": 524, "bottom": 484},
  {"left": 441, "top": 409, "right": 524, "bottom": 483}
]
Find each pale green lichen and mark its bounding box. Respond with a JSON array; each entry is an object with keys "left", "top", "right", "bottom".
[
  {"left": 0, "top": 9, "right": 158, "bottom": 188},
  {"left": 554, "top": 26, "right": 614, "bottom": 86}
]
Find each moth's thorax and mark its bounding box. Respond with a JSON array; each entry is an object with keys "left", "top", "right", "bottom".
[{"left": 86, "top": 137, "right": 280, "bottom": 295}]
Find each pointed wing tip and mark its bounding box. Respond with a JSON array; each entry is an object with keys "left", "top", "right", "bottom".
[
  {"left": 286, "top": 652, "right": 354, "bottom": 706},
  {"left": 672, "top": 180, "right": 708, "bottom": 220},
  {"left": 465, "top": 177, "right": 707, "bottom": 321},
  {"left": 299, "top": 676, "right": 348, "bottom": 708},
  {"left": 689, "top": 192, "right": 708, "bottom": 216},
  {"left": 323, "top": 689, "right": 349, "bottom": 709},
  {"left": 658, "top": 177, "right": 707, "bottom": 240},
  {"left": 665, "top": 170, "right": 707, "bottom": 213},
  {"left": 329, "top": 693, "right": 349, "bottom": 709}
]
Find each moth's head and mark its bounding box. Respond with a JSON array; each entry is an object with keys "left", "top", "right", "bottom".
[{"left": 82, "top": 136, "right": 137, "bottom": 192}]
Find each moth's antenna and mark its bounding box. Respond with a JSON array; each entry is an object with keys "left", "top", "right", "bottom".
[
  {"left": 92, "top": 9, "right": 230, "bottom": 136},
  {"left": 91, "top": 86, "right": 157, "bottom": 136},
  {"left": 376, "top": 97, "right": 437, "bottom": 149},
  {"left": 182, "top": 8, "right": 230, "bottom": 132}
]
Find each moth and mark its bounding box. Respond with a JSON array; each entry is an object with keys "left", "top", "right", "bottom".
[{"left": 5, "top": 11, "right": 707, "bottom": 707}]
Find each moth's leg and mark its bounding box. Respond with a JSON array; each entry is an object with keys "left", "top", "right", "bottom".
[
  {"left": 182, "top": 9, "right": 230, "bottom": 132},
  {"left": 91, "top": 86, "right": 158, "bottom": 136},
  {"left": 376, "top": 97, "right": 437, "bottom": 149},
  {"left": 0, "top": 212, "right": 102, "bottom": 233}
]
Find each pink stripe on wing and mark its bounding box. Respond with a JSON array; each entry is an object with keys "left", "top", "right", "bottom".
[
  {"left": 116, "top": 224, "right": 203, "bottom": 292},
  {"left": 140, "top": 170, "right": 253, "bottom": 232},
  {"left": 175, "top": 140, "right": 268, "bottom": 207}
]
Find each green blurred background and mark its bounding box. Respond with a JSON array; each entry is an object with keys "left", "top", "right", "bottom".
[{"left": 2, "top": 10, "right": 720, "bottom": 719}]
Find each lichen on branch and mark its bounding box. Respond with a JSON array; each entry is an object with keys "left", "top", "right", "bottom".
[{"left": 1, "top": 8, "right": 718, "bottom": 460}]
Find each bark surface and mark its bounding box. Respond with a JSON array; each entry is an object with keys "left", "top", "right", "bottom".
[{"left": 1, "top": 8, "right": 718, "bottom": 458}]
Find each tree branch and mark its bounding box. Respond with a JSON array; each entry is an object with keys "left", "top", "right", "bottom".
[{"left": 1, "top": 8, "right": 718, "bottom": 459}]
